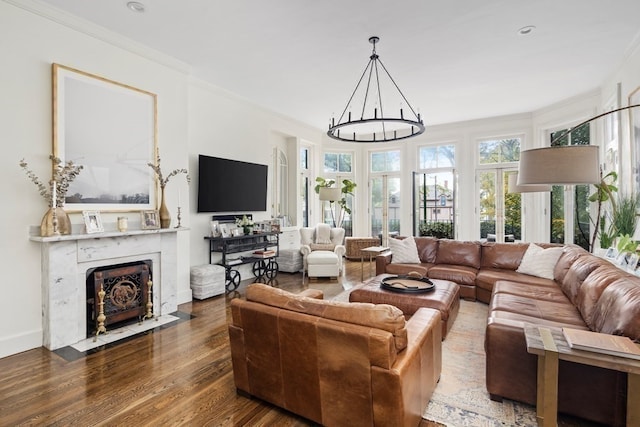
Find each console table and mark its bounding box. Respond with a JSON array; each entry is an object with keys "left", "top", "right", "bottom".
[
  {"left": 524, "top": 326, "right": 640, "bottom": 427},
  {"left": 204, "top": 232, "right": 280, "bottom": 291}
]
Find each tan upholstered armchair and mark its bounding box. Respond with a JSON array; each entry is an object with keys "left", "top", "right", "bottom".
[{"left": 299, "top": 223, "right": 346, "bottom": 279}]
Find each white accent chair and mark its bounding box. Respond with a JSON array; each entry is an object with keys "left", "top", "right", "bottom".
[{"left": 300, "top": 224, "right": 346, "bottom": 281}]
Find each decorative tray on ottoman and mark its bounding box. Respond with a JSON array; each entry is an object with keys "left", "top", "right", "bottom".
[{"left": 380, "top": 274, "right": 435, "bottom": 293}]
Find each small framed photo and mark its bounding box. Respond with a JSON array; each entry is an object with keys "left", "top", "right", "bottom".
[
  {"left": 616, "top": 251, "right": 630, "bottom": 267},
  {"left": 210, "top": 220, "right": 220, "bottom": 237},
  {"left": 83, "top": 211, "right": 104, "bottom": 234},
  {"left": 140, "top": 210, "right": 160, "bottom": 230},
  {"left": 231, "top": 226, "right": 242, "bottom": 237},
  {"left": 628, "top": 253, "right": 639, "bottom": 271},
  {"left": 605, "top": 247, "right": 618, "bottom": 260},
  {"left": 219, "top": 223, "right": 231, "bottom": 238},
  {"left": 270, "top": 219, "right": 281, "bottom": 233}
]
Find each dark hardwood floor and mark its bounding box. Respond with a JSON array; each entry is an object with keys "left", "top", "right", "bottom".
[{"left": 2, "top": 259, "right": 442, "bottom": 426}]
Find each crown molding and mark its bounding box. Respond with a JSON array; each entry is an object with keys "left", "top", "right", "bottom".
[{"left": 4, "top": 0, "right": 191, "bottom": 75}]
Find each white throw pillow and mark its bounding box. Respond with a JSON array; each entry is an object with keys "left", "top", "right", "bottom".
[
  {"left": 516, "top": 243, "right": 563, "bottom": 280},
  {"left": 316, "top": 223, "right": 332, "bottom": 244},
  {"left": 388, "top": 236, "right": 421, "bottom": 264}
]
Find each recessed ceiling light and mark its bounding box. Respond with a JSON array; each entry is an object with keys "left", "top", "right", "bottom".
[
  {"left": 518, "top": 25, "right": 536, "bottom": 36},
  {"left": 126, "top": 2, "right": 145, "bottom": 13}
]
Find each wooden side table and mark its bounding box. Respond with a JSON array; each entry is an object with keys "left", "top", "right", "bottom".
[
  {"left": 524, "top": 326, "right": 640, "bottom": 427},
  {"left": 360, "top": 246, "right": 389, "bottom": 281}
]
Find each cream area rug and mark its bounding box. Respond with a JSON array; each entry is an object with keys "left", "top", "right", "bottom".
[{"left": 422, "top": 300, "right": 538, "bottom": 426}]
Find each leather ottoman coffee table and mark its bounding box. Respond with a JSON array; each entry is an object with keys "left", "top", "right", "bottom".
[{"left": 349, "top": 273, "right": 460, "bottom": 339}]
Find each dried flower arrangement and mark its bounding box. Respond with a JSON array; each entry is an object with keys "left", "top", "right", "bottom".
[
  {"left": 19, "top": 155, "right": 83, "bottom": 207},
  {"left": 147, "top": 149, "right": 190, "bottom": 189}
]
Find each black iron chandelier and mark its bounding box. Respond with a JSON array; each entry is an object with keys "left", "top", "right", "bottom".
[{"left": 327, "top": 36, "right": 425, "bottom": 143}]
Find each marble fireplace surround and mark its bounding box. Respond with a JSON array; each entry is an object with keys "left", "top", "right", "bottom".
[{"left": 30, "top": 228, "right": 180, "bottom": 350}]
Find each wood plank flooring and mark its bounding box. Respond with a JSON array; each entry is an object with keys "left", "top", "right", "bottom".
[{"left": 2, "top": 259, "right": 442, "bottom": 426}]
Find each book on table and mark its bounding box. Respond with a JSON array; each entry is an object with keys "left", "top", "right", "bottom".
[
  {"left": 253, "top": 250, "right": 276, "bottom": 258},
  {"left": 562, "top": 327, "right": 640, "bottom": 360}
]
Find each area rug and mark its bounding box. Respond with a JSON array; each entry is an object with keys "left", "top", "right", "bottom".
[{"left": 422, "top": 300, "right": 538, "bottom": 426}]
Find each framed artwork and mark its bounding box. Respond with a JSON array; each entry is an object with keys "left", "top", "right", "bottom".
[
  {"left": 82, "top": 211, "right": 104, "bottom": 234},
  {"left": 140, "top": 210, "right": 160, "bottom": 230},
  {"left": 52, "top": 63, "right": 158, "bottom": 212},
  {"left": 628, "top": 86, "right": 640, "bottom": 191},
  {"left": 604, "top": 247, "right": 618, "bottom": 260},
  {"left": 628, "top": 253, "right": 639, "bottom": 272}
]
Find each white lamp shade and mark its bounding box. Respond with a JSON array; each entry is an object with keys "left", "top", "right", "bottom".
[
  {"left": 517, "top": 145, "right": 600, "bottom": 185},
  {"left": 319, "top": 187, "right": 342, "bottom": 201},
  {"left": 507, "top": 173, "right": 551, "bottom": 193}
]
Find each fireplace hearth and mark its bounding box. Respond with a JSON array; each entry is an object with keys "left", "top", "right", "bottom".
[{"left": 86, "top": 260, "right": 153, "bottom": 338}]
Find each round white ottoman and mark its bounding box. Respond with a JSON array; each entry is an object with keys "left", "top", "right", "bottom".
[{"left": 306, "top": 250, "right": 340, "bottom": 279}]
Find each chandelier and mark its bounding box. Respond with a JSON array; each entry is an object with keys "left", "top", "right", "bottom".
[{"left": 327, "top": 36, "right": 425, "bottom": 143}]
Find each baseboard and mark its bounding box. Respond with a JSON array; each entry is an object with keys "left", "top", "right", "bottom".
[{"left": 0, "top": 328, "right": 42, "bottom": 359}]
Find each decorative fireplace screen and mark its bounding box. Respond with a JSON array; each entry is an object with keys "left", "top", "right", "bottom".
[{"left": 86, "top": 260, "right": 152, "bottom": 337}]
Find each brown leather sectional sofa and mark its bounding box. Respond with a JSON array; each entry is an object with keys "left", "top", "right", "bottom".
[
  {"left": 376, "top": 237, "right": 640, "bottom": 426},
  {"left": 229, "top": 283, "right": 442, "bottom": 427}
]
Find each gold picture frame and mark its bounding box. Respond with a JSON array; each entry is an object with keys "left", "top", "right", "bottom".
[
  {"left": 52, "top": 63, "right": 158, "bottom": 212},
  {"left": 140, "top": 210, "right": 160, "bottom": 230}
]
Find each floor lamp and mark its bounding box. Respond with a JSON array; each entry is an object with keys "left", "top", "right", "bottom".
[{"left": 319, "top": 187, "right": 341, "bottom": 227}]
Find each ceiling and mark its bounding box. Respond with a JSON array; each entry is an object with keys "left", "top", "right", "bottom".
[{"left": 36, "top": 0, "right": 640, "bottom": 131}]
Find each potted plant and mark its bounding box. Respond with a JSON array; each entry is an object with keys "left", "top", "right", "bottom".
[
  {"left": 588, "top": 170, "right": 617, "bottom": 252},
  {"left": 314, "top": 177, "right": 356, "bottom": 228}
]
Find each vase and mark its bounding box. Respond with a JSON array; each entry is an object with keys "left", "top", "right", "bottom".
[
  {"left": 41, "top": 207, "right": 72, "bottom": 236},
  {"left": 159, "top": 187, "right": 171, "bottom": 228},
  {"left": 243, "top": 226, "right": 252, "bottom": 235}
]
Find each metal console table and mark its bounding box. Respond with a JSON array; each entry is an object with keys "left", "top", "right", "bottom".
[{"left": 204, "top": 232, "right": 280, "bottom": 291}]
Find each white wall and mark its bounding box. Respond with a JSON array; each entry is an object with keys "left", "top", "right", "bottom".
[{"left": 0, "top": 1, "right": 322, "bottom": 358}]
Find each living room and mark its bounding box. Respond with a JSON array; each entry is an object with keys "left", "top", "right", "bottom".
[{"left": 2, "top": 0, "right": 640, "bottom": 424}]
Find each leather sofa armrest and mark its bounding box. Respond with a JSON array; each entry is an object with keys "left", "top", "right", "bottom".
[
  {"left": 376, "top": 252, "right": 393, "bottom": 275},
  {"left": 299, "top": 289, "right": 324, "bottom": 299}
]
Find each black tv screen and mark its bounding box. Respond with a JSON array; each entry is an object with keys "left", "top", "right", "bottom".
[{"left": 197, "top": 155, "right": 268, "bottom": 213}]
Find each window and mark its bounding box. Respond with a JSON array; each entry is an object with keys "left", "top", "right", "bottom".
[
  {"left": 300, "top": 147, "right": 310, "bottom": 227},
  {"left": 479, "top": 138, "right": 521, "bottom": 164},
  {"left": 549, "top": 124, "right": 591, "bottom": 250},
  {"left": 419, "top": 145, "right": 455, "bottom": 169},
  {"left": 371, "top": 150, "right": 400, "bottom": 173},
  {"left": 415, "top": 144, "right": 456, "bottom": 238},
  {"left": 324, "top": 152, "right": 352, "bottom": 173},
  {"left": 476, "top": 137, "right": 522, "bottom": 242},
  {"left": 370, "top": 150, "right": 401, "bottom": 237}
]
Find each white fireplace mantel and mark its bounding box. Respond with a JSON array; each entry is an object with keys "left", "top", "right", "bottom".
[{"left": 30, "top": 228, "right": 185, "bottom": 350}]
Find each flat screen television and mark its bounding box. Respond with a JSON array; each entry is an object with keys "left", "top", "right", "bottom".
[{"left": 197, "top": 155, "right": 268, "bottom": 213}]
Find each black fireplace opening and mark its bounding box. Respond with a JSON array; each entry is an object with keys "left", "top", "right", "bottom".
[{"left": 86, "top": 260, "right": 153, "bottom": 338}]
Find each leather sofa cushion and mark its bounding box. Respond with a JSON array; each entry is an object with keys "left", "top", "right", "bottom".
[
  {"left": 476, "top": 268, "right": 556, "bottom": 293},
  {"left": 435, "top": 239, "right": 481, "bottom": 269},
  {"left": 553, "top": 245, "right": 589, "bottom": 284},
  {"left": 591, "top": 278, "right": 640, "bottom": 340},
  {"left": 559, "top": 254, "right": 610, "bottom": 306},
  {"left": 489, "top": 292, "right": 585, "bottom": 326},
  {"left": 414, "top": 237, "right": 439, "bottom": 263},
  {"left": 384, "top": 262, "right": 431, "bottom": 277},
  {"left": 575, "top": 264, "right": 633, "bottom": 330},
  {"left": 488, "top": 309, "right": 590, "bottom": 330},
  {"left": 492, "top": 280, "right": 566, "bottom": 302},
  {"left": 428, "top": 264, "right": 477, "bottom": 286},
  {"left": 480, "top": 242, "right": 529, "bottom": 269},
  {"left": 246, "top": 283, "right": 408, "bottom": 351}
]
